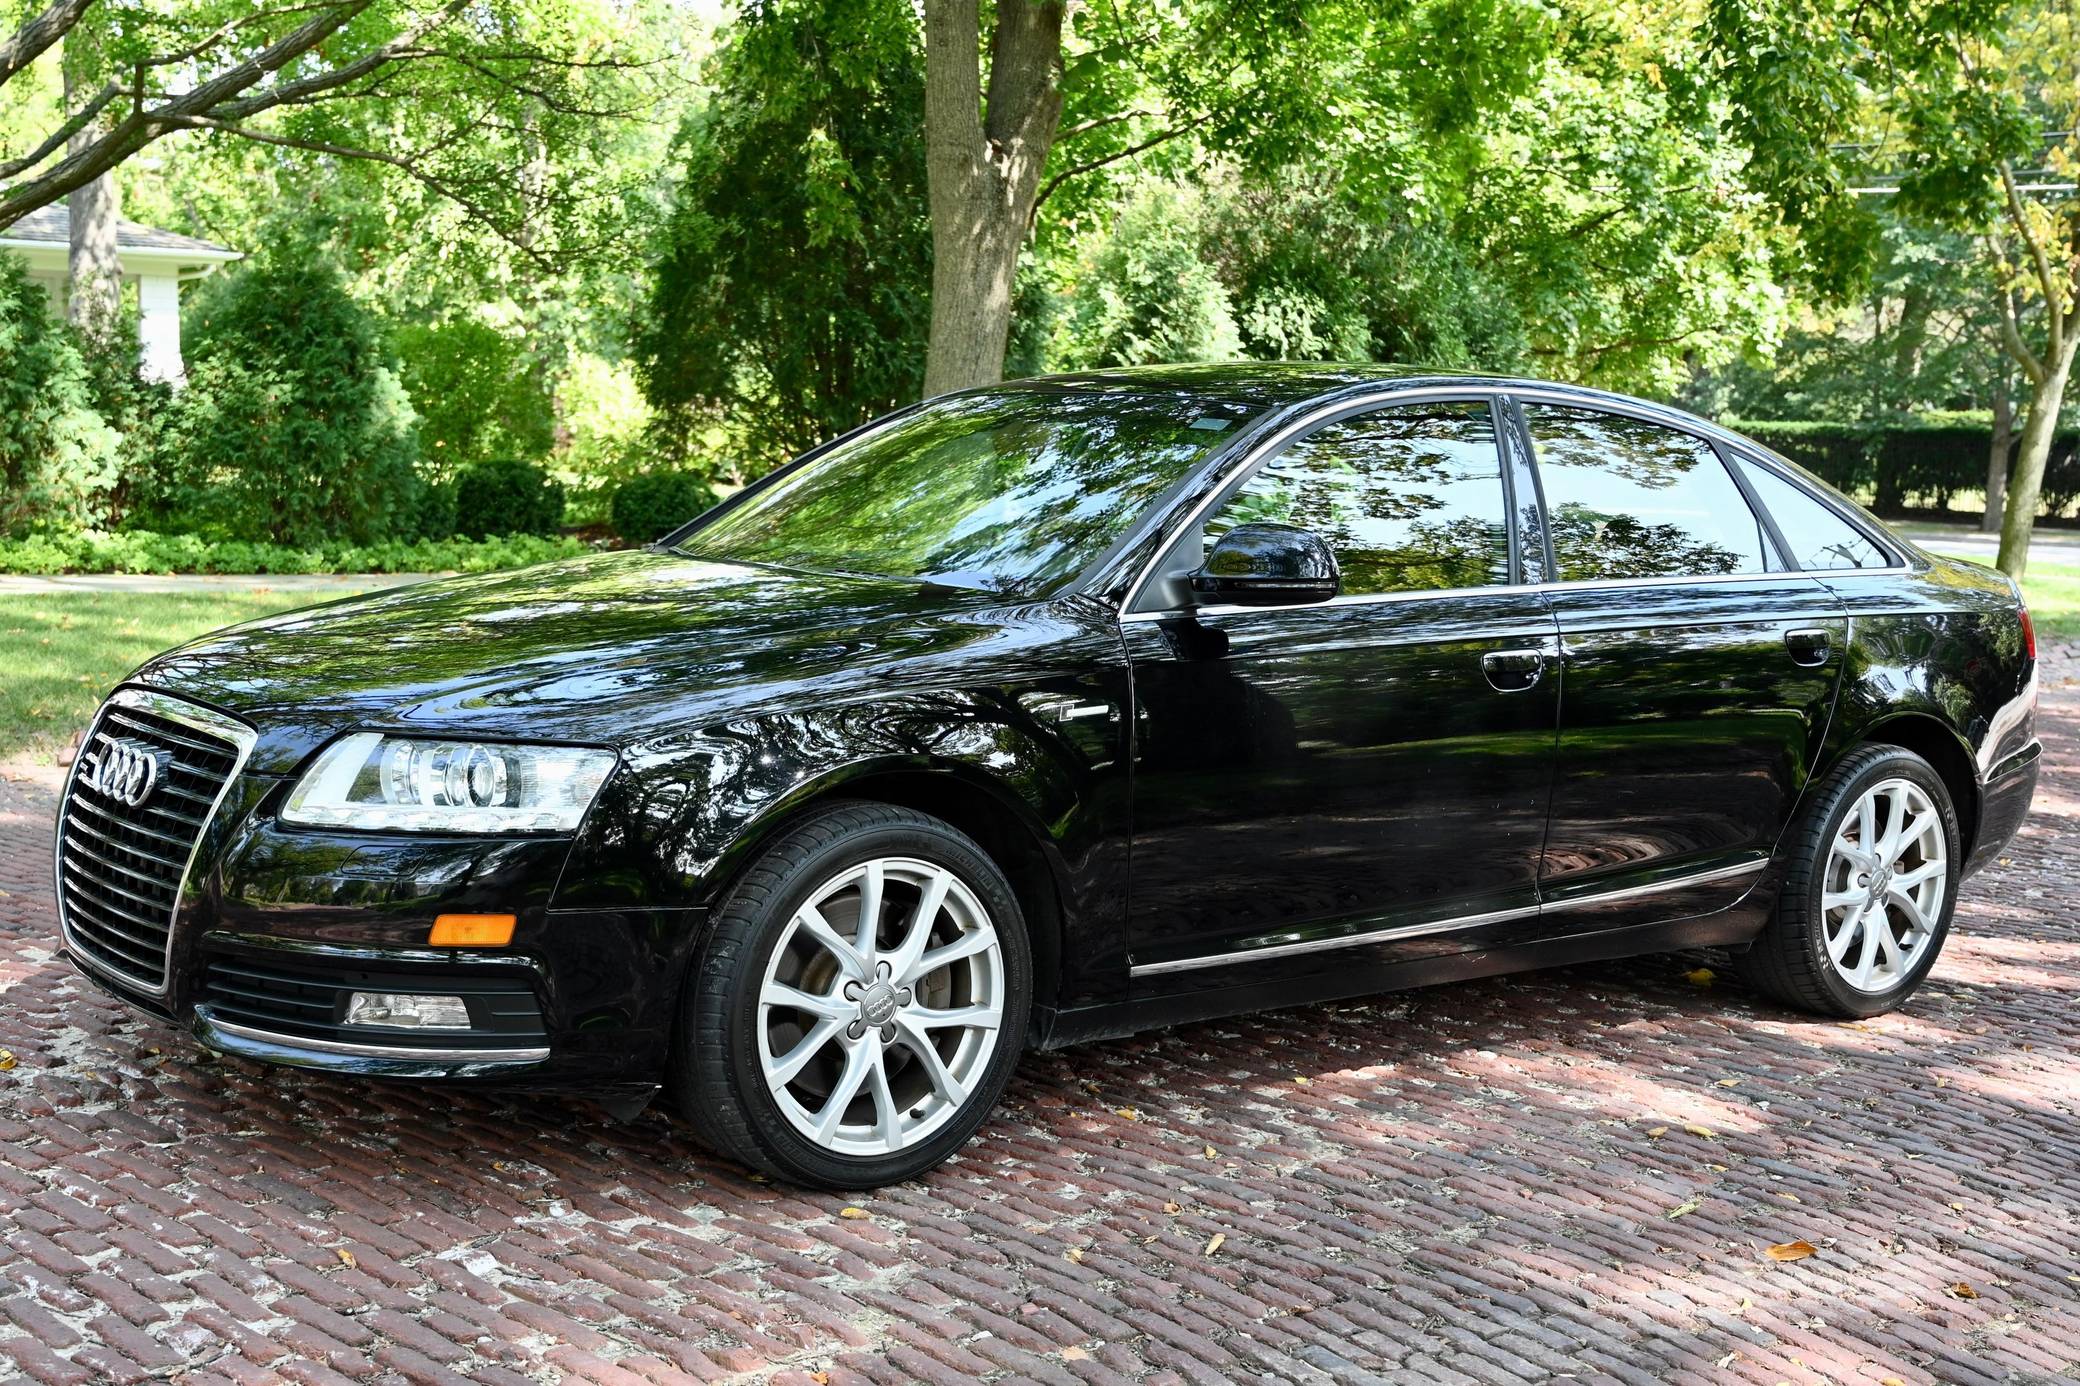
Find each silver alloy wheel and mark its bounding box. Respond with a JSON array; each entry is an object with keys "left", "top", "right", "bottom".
[
  {"left": 756, "top": 856, "right": 1005, "bottom": 1156},
  {"left": 1821, "top": 777, "right": 1949, "bottom": 994}
]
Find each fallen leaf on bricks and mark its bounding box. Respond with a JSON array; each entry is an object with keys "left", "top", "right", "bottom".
[
  {"left": 1204, "top": 1233, "right": 1226, "bottom": 1256},
  {"left": 1764, "top": 1241, "right": 1816, "bottom": 1262},
  {"left": 1936, "top": 1076, "right": 1949, "bottom": 1088},
  {"left": 1115, "top": 1108, "right": 1139, "bottom": 1121},
  {"left": 838, "top": 1207, "right": 871, "bottom": 1220},
  {"left": 1715, "top": 1078, "right": 1740, "bottom": 1088},
  {"left": 1062, "top": 1347, "right": 1091, "bottom": 1362},
  {"left": 1202, "top": 1144, "right": 1217, "bottom": 1159},
  {"left": 1163, "top": 1202, "right": 1181, "bottom": 1214},
  {"left": 0, "top": 1050, "right": 13, "bottom": 1071},
  {"left": 1881, "top": 1378, "right": 1907, "bottom": 1386},
  {"left": 1665, "top": 1200, "right": 1701, "bottom": 1220},
  {"left": 812, "top": 1374, "right": 831, "bottom": 1385},
  {"left": 1292, "top": 1076, "right": 1310, "bottom": 1085},
  {"left": 335, "top": 1248, "right": 358, "bottom": 1268},
  {"left": 1066, "top": 1247, "right": 1085, "bottom": 1264},
  {"left": 1684, "top": 1123, "right": 1716, "bottom": 1139},
  {"left": 1949, "top": 1282, "right": 1979, "bottom": 1300},
  {"left": 1949, "top": 1202, "right": 1966, "bottom": 1212},
  {"left": 1646, "top": 1126, "right": 1668, "bottom": 1138},
  {"left": 1778, "top": 1192, "right": 1800, "bottom": 1202},
  {"left": 1684, "top": 968, "right": 1714, "bottom": 986}
]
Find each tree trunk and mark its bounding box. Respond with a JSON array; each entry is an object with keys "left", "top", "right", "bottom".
[
  {"left": 1997, "top": 334, "right": 2080, "bottom": 581},
  {"left": 1983, "top": 387, "right": 2013, "bottom": 534},
  {"left": 920, "top": 0, "right": 1063, "bottom": 398},
  {"left": 62, "top": 52, "right": 122, "bottom": 344}
]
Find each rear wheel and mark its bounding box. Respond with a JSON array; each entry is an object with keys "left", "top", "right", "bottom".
[
  {"left": 1737, "top": 745, "right": 1961, "bottom": 1018},
  {"left": 672, "top": 803, "right": 1030, "bottom": 1187}
]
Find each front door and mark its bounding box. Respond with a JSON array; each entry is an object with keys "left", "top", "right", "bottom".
[
  {"left": 1123, "top": 397, "right": 1561, "bottom": 984},
  {"left": 1513, "top": 401, "right": 1849, "bottom": 928}
]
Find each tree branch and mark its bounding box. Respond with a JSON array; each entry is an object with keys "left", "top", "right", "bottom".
[
  {"left": 0, "top": 79, "right": 115, "bottom": 181},
  {"left": 1031, "top": 111, "right": 1210, "bottom": 215},
  {"left": 0, "top": 0, "right": 92, "bottom": 88},
  {"left": 2001, "top": 159, "right": 2065, "bottom": 361}
]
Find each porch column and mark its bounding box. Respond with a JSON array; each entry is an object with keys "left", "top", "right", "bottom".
[{"left": 137, "top": 272, "right": 186, "bottom": 385}]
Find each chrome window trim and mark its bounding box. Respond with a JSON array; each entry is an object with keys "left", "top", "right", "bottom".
[
  {"left": 1116, "top": 382, "right": 1913, "bottom": 618},
  {"left": 1128, "top": 856, "right": 1767, "bottom": 978},
  {"left": 55, "top": 687, "right": 258, "bottom": 999},
  {"left": 200, "top": 1012, "right": 549, "bottom": 1064}
]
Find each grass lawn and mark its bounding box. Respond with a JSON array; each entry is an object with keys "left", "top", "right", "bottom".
[
  {"left": 2018, "top": 561, "right": 2080, "bottom": 644},
  {"left": 0, "top": 590, "right": 346, "bottom": 763}
]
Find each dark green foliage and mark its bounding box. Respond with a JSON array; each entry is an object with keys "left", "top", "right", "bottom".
[
  {"left": 454, "top": 458, "right": 566, "bottom": 538},
  {"left": 0, "top": 530, "right": 588, "bottom": 576},
  {"left": 634, "top": 0, "right": 930, "bottom": 474},
  {"left": 610, "top": 471, "right": 718, "bottom": 543},
  {"left": 0, "top": 259, "right": 119, "bottom": 536},
  {"left": 395, "top": 319, "right": 556, "bottom": 476},
  {"left": 1735, "top": 420, "right": 2080, "bottom": 516},
  {"left": 133, "top": 256, "right": 419, "bottom": 546}
]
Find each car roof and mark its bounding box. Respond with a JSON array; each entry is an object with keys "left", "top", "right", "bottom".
[{"left": 997, "top": 361, "right": 1477, "bottom": 411}]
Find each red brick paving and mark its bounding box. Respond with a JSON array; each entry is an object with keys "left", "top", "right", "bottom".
[{"left": 2, "top": 668, "right": 2078, "bottom": 1385}]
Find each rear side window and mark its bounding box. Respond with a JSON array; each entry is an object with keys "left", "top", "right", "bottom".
[
  {"left": 1204, "top": 400, "right": 1511, "bottom": 596},
  {"left": 1732, "top": 455, "right": 1890, "bottom": 570},
  {"left": 1523, "top": 406, "right": 1770, "bottom": 581}
]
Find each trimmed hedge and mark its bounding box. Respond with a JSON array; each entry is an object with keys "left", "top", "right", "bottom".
[
  {"left": 611, "top": 471, "right": 718, "bottom": 544},
  {"left": 1733, "top": 419, "right": 2080, "bottom": 517},
  {"left": 453, "top": 458, "right": 566, "bottom": 539},
  {"left": 0, "top": 530, "right": 590, "bottom": 576}
]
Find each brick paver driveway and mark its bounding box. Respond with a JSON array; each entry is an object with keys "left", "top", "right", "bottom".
[{"left": 3, "top": 670, "right": 2077, "bottom": 1386}]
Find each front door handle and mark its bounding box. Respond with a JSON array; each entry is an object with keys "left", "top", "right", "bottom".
[
  {"left": 1785, "top": 627, "right": 1833, "bottom": 667},
  {"left": 1481, "top": 648, "right": 1547, "bottom": 692}
]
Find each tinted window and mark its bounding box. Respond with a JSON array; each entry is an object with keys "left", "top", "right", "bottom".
[
  {"left": 1524, "top": 406, "right": 1769, "bottom": 581},
  {"left": 684, "top": 390, "right": 1258, "bottom": 596},
  {"left": 1204, "top": 401, "right": 1510, "bottom": 595},
  {"left": 1733, "top": 455, "right": 1889, "bottom": 570}
]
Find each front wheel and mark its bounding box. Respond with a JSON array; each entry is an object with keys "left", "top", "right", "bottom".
[
  {"left": 1737, "top": 745, "right": 1961, "bottom": 1018},
  {"left": 672, "top": 803, "right": 1030, "bottom": 1187}
]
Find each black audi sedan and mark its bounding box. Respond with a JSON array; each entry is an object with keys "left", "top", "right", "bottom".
[{"left": 56, "top": 364, "right": 2039, "bottom": 1186}]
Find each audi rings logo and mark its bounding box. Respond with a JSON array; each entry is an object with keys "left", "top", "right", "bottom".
[{"left": 84, "top": 736, "right": 166, "bottom": 808}]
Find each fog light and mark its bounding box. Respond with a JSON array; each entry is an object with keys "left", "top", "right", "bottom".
[{"left": 344, "top": 992, "right": 471, "bottom": 1030}]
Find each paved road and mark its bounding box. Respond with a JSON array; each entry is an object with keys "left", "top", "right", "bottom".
[
  {"left": 1, "top": 671, "right": 2076, "bottom": 1383},
  {"left": 1895, "top": 523, "right": 2080, "bottom": 567}
]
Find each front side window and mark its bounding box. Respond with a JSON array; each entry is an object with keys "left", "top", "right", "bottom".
[
  {"left": 1732, "top": 455, "right": 1889, "bottom": 570},
  {"left": 1524, "top": 406, "right": 1770, "bottom": 582},
  {"left": 682, "top": 390, "right": 1259, "bottom": 596},
  {"left": 1204, "top": 400, "right": 1512, "bottom": 596}
]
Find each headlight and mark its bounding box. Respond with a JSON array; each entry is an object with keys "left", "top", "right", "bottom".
[{"left": 281, "top": 734, "right": 616, "bottom": 833}]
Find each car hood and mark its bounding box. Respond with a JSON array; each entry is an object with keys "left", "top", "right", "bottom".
[{"left": 134, "top": 549, "right": 1024, "bottom": 766}]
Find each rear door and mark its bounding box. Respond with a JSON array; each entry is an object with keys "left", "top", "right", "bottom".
[{"left": 1514, "top": 400, "right": 1849, "bottom": 929}]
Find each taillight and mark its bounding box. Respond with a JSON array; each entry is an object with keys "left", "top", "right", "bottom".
[{"left": 2020, "top": 602, "right": 2037, "bottom": 663}]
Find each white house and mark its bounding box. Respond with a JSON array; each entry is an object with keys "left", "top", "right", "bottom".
[{"left": 0, "top": 205, "right": 240, "bottom": 385}]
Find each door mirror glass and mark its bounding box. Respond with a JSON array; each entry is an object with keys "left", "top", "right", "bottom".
[{"left": 1191, "top": 523, "right": 1341, "bottom": 606}]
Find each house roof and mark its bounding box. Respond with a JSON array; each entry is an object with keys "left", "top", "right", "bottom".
[{"left": 0, "top": 205, "right": 241, "bottom": 265}]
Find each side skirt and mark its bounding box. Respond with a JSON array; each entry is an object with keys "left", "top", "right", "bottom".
[{"left": 1034, "top": 885, "right": 1777, "bottom": 1051}]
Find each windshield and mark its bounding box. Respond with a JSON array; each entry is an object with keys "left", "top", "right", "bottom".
[{"left": 678, "top": 389, "right": 1259, "bottom": 595}]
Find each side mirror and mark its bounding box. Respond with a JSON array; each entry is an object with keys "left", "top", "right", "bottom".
[{"left": 1190, "top": 523, "right": 1341, "bottom": 606}]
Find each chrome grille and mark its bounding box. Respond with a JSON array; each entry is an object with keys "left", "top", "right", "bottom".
[{"left": 55, "top": 690, "right": 256, "bottom": 996}]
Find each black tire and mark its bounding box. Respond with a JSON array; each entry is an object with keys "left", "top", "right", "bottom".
[
  {"left": 1736, "top": 745, "right": 1962, "bottom": 1018},
  {"left": 671, "top": 801, "right": 1031, "bottom": 1188}
]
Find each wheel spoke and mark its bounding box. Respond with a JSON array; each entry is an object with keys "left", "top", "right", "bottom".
[
  {"left": 813, "top": 1038, "right": 874, "bottom": 1142},
  {"left": 1821, "top": 889, "right": 1863, "bottom": 913},
  {"left": 863, "top": 1042, "right": 900, "bottom": 1150},
  {"left": 1873, "top": 915, "right": 1905, "bottom": 974},
  {"left": 1852, "top": 906, "right": 1883, "bottom": 985},
  {"left": 795, "top": 903, "right": 871, "bottom": 981},
  {"left": 761, "top": 978, "right": 853, "bottom": 1023},
  {"left": 1877, "top": 786, "right": 1908, "bottom": 862},
  {"left": 908, "top": 1002, "right": 1000, "bottom": 1032},
  {"left": 904, "top": 924, "right": 997, "bottom": 988},
  {"left": 1827, "top": 914, "right": 1861, "bottom": 965},
  {"left": 892, "top": 1016, "right": 966, "bottom": 1106},
  {"left": 853, "top": 860, "right": 885, "bottom": 958},
  {"left": 882, "top": 868, "right": 950, "bottom": 987},
  {"left": 1893, "top": 859, "right": 1945, "bottom": 892},
  {"left": 1857, "top": 793, "right": 1878, "bottom": 856},
  {"left": 767, "top": 1016, "right": 842, "bottom": 1085},
  {"left": 1896, "top": 810, "right": 1938, "bottom": 860},
  {"left": 1888, "top": 885, "right": 1932, "bottom": 939}
]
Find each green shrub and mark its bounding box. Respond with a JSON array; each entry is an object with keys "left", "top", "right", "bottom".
[
  {"left": 0, "top": 530, "right": 589, "bottom": 575},
  {"left": 611, "top": 471, "right": 717, "bottom": 543},
  {"left": 395, "top": 319, "right": 555, "bottom": 477},
  {"left": 0, "top": 259, "right": 120, "bottom": 536},
  {"left": 1731, "top": 418, "right": 2080, "bottom": 517},
  {"left": 133, "top": 255, "right": 419, "bottom": 545},
  {"left": 453, "top": 458, "right": 566, "bottom": 538}
]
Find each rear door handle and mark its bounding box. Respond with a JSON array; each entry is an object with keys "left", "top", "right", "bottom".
[
  {"left": 1785, "top": 628, "right": 1832, "bottom": 667},
  {"left": 1481, "top": 648, "right": 1547, "bottom": 692}
]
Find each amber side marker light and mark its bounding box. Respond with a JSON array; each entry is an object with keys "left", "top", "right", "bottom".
[{"left": 429, "top": 913, "right": 516, "bottom": 948}]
